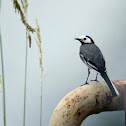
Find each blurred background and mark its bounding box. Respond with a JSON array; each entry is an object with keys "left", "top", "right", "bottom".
[{"left": 0, "top": 0, "right": 126, "bottom": 126}]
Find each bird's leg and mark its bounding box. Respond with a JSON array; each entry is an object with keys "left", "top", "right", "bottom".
[
  {"left": 91, "top": 72, "right": 98, "bottom": 82},
  {"left": 95, "top": 72, "right": 98, "bottom": 81},
  {"left": 86, "top": 68, "right": 90, "bottom": 83},
  {"left": 81, "top": 69, "right": 90, "bottom": 86}
]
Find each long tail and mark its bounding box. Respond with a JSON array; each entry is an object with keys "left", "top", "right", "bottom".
[{"left": 100, "top": 72, "right": 119, "bottom": 97}]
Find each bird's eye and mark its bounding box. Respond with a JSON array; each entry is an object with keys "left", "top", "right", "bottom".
[{"left": 84, "top": 38, "right": 86, "bottom": 40}]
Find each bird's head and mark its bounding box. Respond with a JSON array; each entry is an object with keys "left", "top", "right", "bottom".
[{"left": 75, "top": 35, "right": 94, "bottom": 44}]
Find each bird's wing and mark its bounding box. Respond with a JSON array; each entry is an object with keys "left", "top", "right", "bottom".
[
  {"left": 80, "top": 44, "right": 106, "bottom": 72},
  {"left": 80, "top": 52, "right": 99, "bottom": 71}
]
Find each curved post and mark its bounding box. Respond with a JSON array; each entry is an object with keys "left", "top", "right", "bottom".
[{"left": 49, "top": 80, "right": 125, "bottom": 126}]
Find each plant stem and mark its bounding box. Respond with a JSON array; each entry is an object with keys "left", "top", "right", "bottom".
[
  {"left": 40, "top": 72, "right": 43, "bottom": 126},
  {"left": 0, "top": 1, "right": 7, "bottom": 125},
  {"left": 0, "top": 29, "right": 7, "bottom": 126},
  {"left": 23, "top": 30, "right": 28, "bottom": 126},
  {"left": 35, "top": 18, "right": 43, "bottom": 126},
  {"left": 23, "top": 8, "right": 28, "bottom": 126}
]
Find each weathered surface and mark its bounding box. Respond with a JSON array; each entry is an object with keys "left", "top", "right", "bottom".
[{"left": 49, "top": 80, "right": 126, "bottom": 126}]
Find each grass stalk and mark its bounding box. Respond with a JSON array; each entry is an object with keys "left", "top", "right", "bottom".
[
  {"left": 35, "top": 18, "right": 43, "bottom": 126},
  {"left": 0, "top": 1, "right": 7, "bottom": 125},
  {"left": 23, "top": 29, "right": 28, "bottom": 126},
  {"left": 0, "top": 30, "right": 7, "bottom": 126},
  {"left": 40, "top": 73, "right": 43, "bottom": 126},
  {"left": 22, "top": 1, "right": 28, "bottom": 126},
  {"left": 12, "top": 1, "right": 43, "bottom": 126}
]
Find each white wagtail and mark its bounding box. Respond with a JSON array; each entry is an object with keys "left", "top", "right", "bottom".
[{"left": 75, "top": 35, "right": 119, "bottom": 97}]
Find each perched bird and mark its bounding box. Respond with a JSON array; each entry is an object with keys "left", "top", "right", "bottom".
[{"left": 75, "top": 35, "right": 119, "bottom": 97}]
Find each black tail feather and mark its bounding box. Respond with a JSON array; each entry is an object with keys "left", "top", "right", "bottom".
[{"left": 100, "top": 72, "right": 119, "bottom": 97}]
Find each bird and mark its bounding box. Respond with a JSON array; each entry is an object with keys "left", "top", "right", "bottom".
[{"left": 75, "top": 35, "right": 119, "bottom": 97}]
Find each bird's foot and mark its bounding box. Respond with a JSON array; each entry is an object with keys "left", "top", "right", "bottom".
[
  {"left": 81, "top": 82, "right": 89, "bottom": 86},
  {"left": 91, "top": 79, "right": 98, "bottom": 82}
]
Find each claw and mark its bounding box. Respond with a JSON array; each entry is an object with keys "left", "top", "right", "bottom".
[
  {"left": 91, "top": 79, "right": 98, "bottom": 82},
  {"left": 81, "top": 82, "right": 89, "bottom": 86}
]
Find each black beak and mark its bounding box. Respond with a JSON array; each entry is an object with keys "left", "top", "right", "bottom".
[{"left": 74, "top": 38, "right": 80, "bottom": 41}]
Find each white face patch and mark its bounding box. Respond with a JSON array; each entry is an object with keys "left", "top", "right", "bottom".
[
  {"left": 79, "top": 35, "right": 92, "bottom": 43},
  {"left": 79, "top": 35, "right": 86, "bottom": 39}
]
